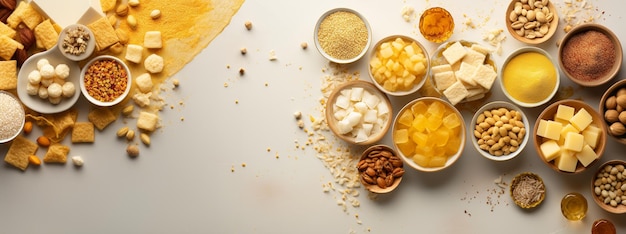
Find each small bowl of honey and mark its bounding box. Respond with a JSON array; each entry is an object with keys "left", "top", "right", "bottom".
[{"left": 419, "top": 7, "right": 454, "bottom": 43}]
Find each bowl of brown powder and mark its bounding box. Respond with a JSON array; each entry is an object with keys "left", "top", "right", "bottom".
[
  {"left": 558, "top": 24, "right": 622, "bottom": 87},
  {"left": 314, "top": 8, "right": 372, "bottom": 64}
]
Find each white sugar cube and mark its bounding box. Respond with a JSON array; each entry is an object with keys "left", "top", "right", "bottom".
[
  {"left": 335, "top": 95, "right": 350, "bottom": 109},
  {"left": 333, "top": 109, "right": 347, "bottom": 120},
  {"left": 125, "top": 44, "right": 144, "bottom": 63},
  {"left": 135, "top": 73, "right": 153, "bottom": 93},
  {"left": 362, "top": 123, "right": 373, "bottom": 136},
  {"left": 350, "top": 87, "right": 364, "bottom": 101},
  {"left": 362, "top": 91, "right": 380, "bottom": 109},
  {"left": 364, "top": 110, "right": 378, "bottom": 123},
  {"left": 144, "top": 31, "right": 162, "bottom": 49},
  {"left": 354, "top": 129, "right": 368, "bottom": 143},
  {"left": 344, "top": 112, "right": 362, "bottom": 127},
  {"left": 377, "top": 103, "right": 389, "bottom": 116},
  {"left": 337, "top": 119, "right": 353, "bottom": 134},
  {"left": 354, "top": 102, "right": 368, "bottom": 113}
]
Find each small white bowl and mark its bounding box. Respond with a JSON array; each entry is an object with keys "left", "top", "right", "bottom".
[
  {"left": 392, "top": 97, "right": 466, "bottom": 172},
  {"left": 57, "top": 24, "right": 96, "bottom": 61},
  {"left": 80, "top": 55, "right": 131, "bottom": 107},
  {"left": 499, "top": 47, "right": 559, "bottom": 108},
  {"left": 0, "top": 91, "right": 25, "bottom": 144},
  {"left": 16, "top": 47, "right": 81, "bottom": 114},
  {"left": 470, "top": 101, "right": 530, "bottom": 161},
  {"left": 314, "top": 8, "right": 372, "bottom": 64}
]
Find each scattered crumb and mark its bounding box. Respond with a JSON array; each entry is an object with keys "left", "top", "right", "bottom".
[
  {"left": 240, "top": 47, "right": 247, "bottom": 55},
  {"left": 241, "top": 163, "right": 246, "bottom": 167},
  {"left": 301, "top": 42, "right": 308, "bottom": 49},
  {"left": 268, "top": 50, "right": 277, "bottom": 61},
  {"left": 223, "top": 82, "right": 229, "bottom": 87},
  {"left": 226, "top": 64, "right": 230, "bottom": 69},
  {"left": 180, "top": 117, "right": 184, "bottom": 121},
  {"left": 297, "top": 120, "right": 304, "bottom": 129},
  {"left": 239, "top": 68, "right": 245, "bottom": 75},
  {"left": 231, "top": 165, "right": 235, "bottom": 172},
  {"left": 72, "top": 156, "right": 84, "bottom": 167},
  {"left": 266, "top": 147, "right": 271, "bottom": 152},
  {"left": 244, "top": 21, "right": 252, "bottom": 30},
  {"left": 172, "top": 79, "right": 180, "bottom": 87},
  {"left": 293, "top": 111, "right": 302, "bottom": 120},
  {"left": 275, "top": 152, "right": 279, "bottom": 159},
  {"left": 264, "top": 82, "right": 268, "bottom": 87},
  {"left": 401, "top": 6, "right": 415, "bottom": 22},
  {"left": 235, "top": 99, "right": 239, "bottom": 104},
  {"left": 482, "top": 29, "right": 505, "bottom": 55}
]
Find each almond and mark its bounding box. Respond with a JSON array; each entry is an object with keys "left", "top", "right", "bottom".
[
  {"left": 0, "top": 8, "right": 10, "bottom": 24},
  {"left": 0, "top": 0, "right": 16, "bottom": 11},
  {"left": 36, "top": 136, "right": 51, "bottom": 147},
  {"left": 28, "top": 155, "right": 41, "bottom": 166},
  {"left": 23, "top": 121, "right": 33, "bottom": 134}
]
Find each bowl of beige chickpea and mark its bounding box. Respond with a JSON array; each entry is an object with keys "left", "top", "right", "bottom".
[{"left": 470, "top": 101, "right": 530, "bottom": 161}]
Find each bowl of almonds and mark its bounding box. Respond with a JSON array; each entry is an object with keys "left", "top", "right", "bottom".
[
  {"left": 505, "top": 0, "right": 558, "bottom": 44},
  {"left": 470, "top": 101, "right": 529, "bottom": 162},
  {"left": 357, "top": 145, "right": 404, "bottom": 193},
  {"left": 599, "top": 79, "right": 626, "bottom": 144}
]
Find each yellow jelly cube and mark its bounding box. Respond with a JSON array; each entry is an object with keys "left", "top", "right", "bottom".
[
  {"left": 397, "top": 111, "right": 414, "bottom": 127},
  {"left": 429, "top": 156, "right": 447, "bottom": 167},
  {"left": 442, "top": 113, "right": 461, "bottom": 129},
  {"left": 411, "top": 131, "right": 430, "bottom": 147},
  {"left": 397, "top": 141, "right": 416, "bottom": 156},
  {"left": 426, "top": 114, "right": 443, "bottom": 132},
  {"left": 445, "top": 136, "right": 461, "bottom": 155},
  {"left": 432, "top": 129, "right": 450, "bottom": 147},
  {"left": 380, "top": 46, "right": 394, "bottom": 59},
  {"left": 412, "top": 114, "right": 427, "bottom": 132},
  {"left": 413, "top": 153, "right": 430, "bottom": 167},
  {"left": 394, "top": 129, "right": 409, "bottom": 144},
  {"left": 427, "top": 101, "right": 446, "bottom": 118},
  {"left": 411, "top": 101, "right": 428, "bottom": 115}
]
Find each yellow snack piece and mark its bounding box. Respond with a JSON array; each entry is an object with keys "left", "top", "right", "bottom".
[
  {"left": 555, "top": 104, "right": 575, "bottom": 121},
  {"left": 539, "top": 140, "right": 560, "bottom": 162},
  {"left": 563, "top": 132, "right": 584, "bottom": 152},
  {"left": 555, "top": 149, "right": 577, "bottom": 172},
  {"left": 569, "top": 108, "right": 592, "bottom": 131}
]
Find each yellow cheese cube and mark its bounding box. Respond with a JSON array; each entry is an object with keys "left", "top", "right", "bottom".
[
  {"left": 582, "top": 129, "right": 600, "bottom": 149},
  {"left": 560, "top": 124, "right": 579, "bottom": 144},
  {"left": 575, "top": 144, "right": 598, "bottom": 167},
  {"left": 556, "top": 149, "right": 578, "bottom": 172},
  {"left": 555, "top": 104, "right": 575, "bottom": 121},
  {"left": 563, "top": 132, "right": 584, "bottom": 152},
  {"left": 537, "top": 120, "right": 562, "bottom": 141},
  {"left": 539, "top": 140, "right": 561, "bottom": 162},
  {"left": 569, "top": 108, "right": 593, "bottom": 131},
  {"left": 584, "top": 124, "right": 602, "bottom": 136},
  {"left": 144, "top": 31, "right": 163, "bottom": 49}
]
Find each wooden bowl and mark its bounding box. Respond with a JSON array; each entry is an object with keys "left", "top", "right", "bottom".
[
  {"left": 367, "top": 35, "right": 429, "bottom": 96},
  {"left": 510, "top": 172, "right": 546, "bottom": 209},
  {"left": 599, "top": 79, "right": 626, "bottom": 144},
  {"left": 358, "top": 145, "right": 403, "bottom": 193},
  {"left": 392, "top": 97, "right": 466, "bottom": 172},
  {"left": 558, "top": 23, "right": 622, "bottom": 87},
  {"left": 591, "top": 160, "right": 626, "bottom": 214},
  {"left": 470, "top": 101, "right": 530, "bottom": 162},
  {"left": 505, "top": 0, "right": 558, "bottom": 44},
  {"left": 533, "top": 99, "right": 607, "bottom": 174},
  {"left": 325, "top": 80, "right": 392, "bottom": 145}
]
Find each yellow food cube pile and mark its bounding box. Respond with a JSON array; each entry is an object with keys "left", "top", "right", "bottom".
[
  {"left": 369, "top": 37, "right": 427, "bottom": 92},
  {"left": 394, "top": 100, "right": 462, "bottom": 168},
  {"left": 537, "top": 104, "right": 601, "bottom": 172}
]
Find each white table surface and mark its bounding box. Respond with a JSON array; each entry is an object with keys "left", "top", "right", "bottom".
[{"left": 1, "top": 0, "right": 625, "bottom": 233}]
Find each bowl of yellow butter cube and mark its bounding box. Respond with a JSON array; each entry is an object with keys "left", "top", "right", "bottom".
[
  {"left": 533, "top": 99, "right": 607, "bottom": 174},
  {"left": 392, "top": 97, "right": 466, "bottom": 172},
  {"left": 368, "top": 35, "right": 430, "bottom": 96},
  {"left": 429, "top": 41, "right": 497, "bottom": 106}
]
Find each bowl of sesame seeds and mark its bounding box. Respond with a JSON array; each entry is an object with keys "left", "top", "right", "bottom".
[
  {"left": 314, "top": 8, "right": 372, "bottom": 64},
  {"left": 0, "top": 91, "right": 25, "bottom": 144},
  {"left": 80, "top": 55, "right": 131, "bottom": 107}
]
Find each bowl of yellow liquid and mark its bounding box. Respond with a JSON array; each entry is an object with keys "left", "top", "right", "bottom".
[
  {"left": 419, "top": 7, "right": 454, "bottom": 43},
  {"left": 500, "top": 47, "right": 559, "bottom": 108}
]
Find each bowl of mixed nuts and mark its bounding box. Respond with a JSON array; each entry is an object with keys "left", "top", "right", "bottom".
[
  {"left": 57, "top": 24, "right": 95, "bottom": 61},
  {"left": 357, "top": 145, "right": 404, "bottom": 194},
  {"left": 505, "top": 0, "right": 558, "bottom": 44},
  {"left": 591, "top": 160, "right": 626, "bottom": 214},
  {"left": 80, "top": 55, "right": 131, "bottom": 107},
  {"left": 599, "top": 79, "right": 626, "bottom": 144}
]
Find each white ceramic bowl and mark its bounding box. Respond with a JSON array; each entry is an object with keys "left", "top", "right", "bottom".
[
  {"left": 16, "top": 47, "right": 81, "bottom": 114},
  {"left": 499, "top": 46, "right": 559, "bottom": 108},
  {"left": 368, "top": 35, "right": 429, "bottom": 96},
  {"left": 80, "top": 55, "right": 132, "bottom": 107},
  {"left": 392, "top": 97, "right": 466, "bottom": 172},
  {"left": 470, "top": 101, "right": 530, "bottom": 161},
  {"left": 57, "top": 24, "right": 96, "bottom": 61},
  {"left": 0, "top": 91, "right": 25, "bottom": 144},
  {"left": 314, "top": 8, "right": 372, "bottom": 64}
]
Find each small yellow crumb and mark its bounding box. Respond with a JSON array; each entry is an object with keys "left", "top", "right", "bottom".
[
  {"left": 244, "top": 21, "right": 252, "bottom": 30},
  {"left": 226, "top": 65, "right": 230, "bottom": 69},
  {"left": 180, "top": 117, "right": 185, "bottom": 121},
  {"left": 241, "top": 163, "right": 246, "bottom": 167},
  {"left": 231, "top": 165, "right": 235, "bottom": 172},
  {"left": 301, "top": 42, "right": 308, "bottom": 49},
  {"left": 223, "top": 82, "right": 229, "bottom": 87},
  {"left": 266, "top": 147, "right": 271, "bottom": 152},
  {"left": 240, "top": 47, "right": 247, "bottom": 55},
  {"left": 264, "top": 82, "right": 268, "bottom": 87},
  {"left": 172, "top": 79, "right": 180, "bottom": 87},
  {"left": 179, "top": 101, "right": 184, "bottom": 106},
  {"left": 235, "top": 99, "right": 239, "bottom": 104}
]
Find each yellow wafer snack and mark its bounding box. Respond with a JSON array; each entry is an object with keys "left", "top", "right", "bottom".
[
  {"left": 4, "top": 136, "right": 38, "bottom": 171},
  {"left": 88, "top": 108, "right": 117, "bottom": 131},
  {"left": 72, "top": 122, "right": 95, "bottom": 143},
  {"left": 43, "top": 144, "right": 70, "bottom": 163},
  {"left": 88, "top": 17, "right": 119, "bottom": 51},
  {"left": 0, "top": 60, "right": 17, "bottom": 90},
  {"left": 34, "top": 19, "right": 59, "bottom": 50}
]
